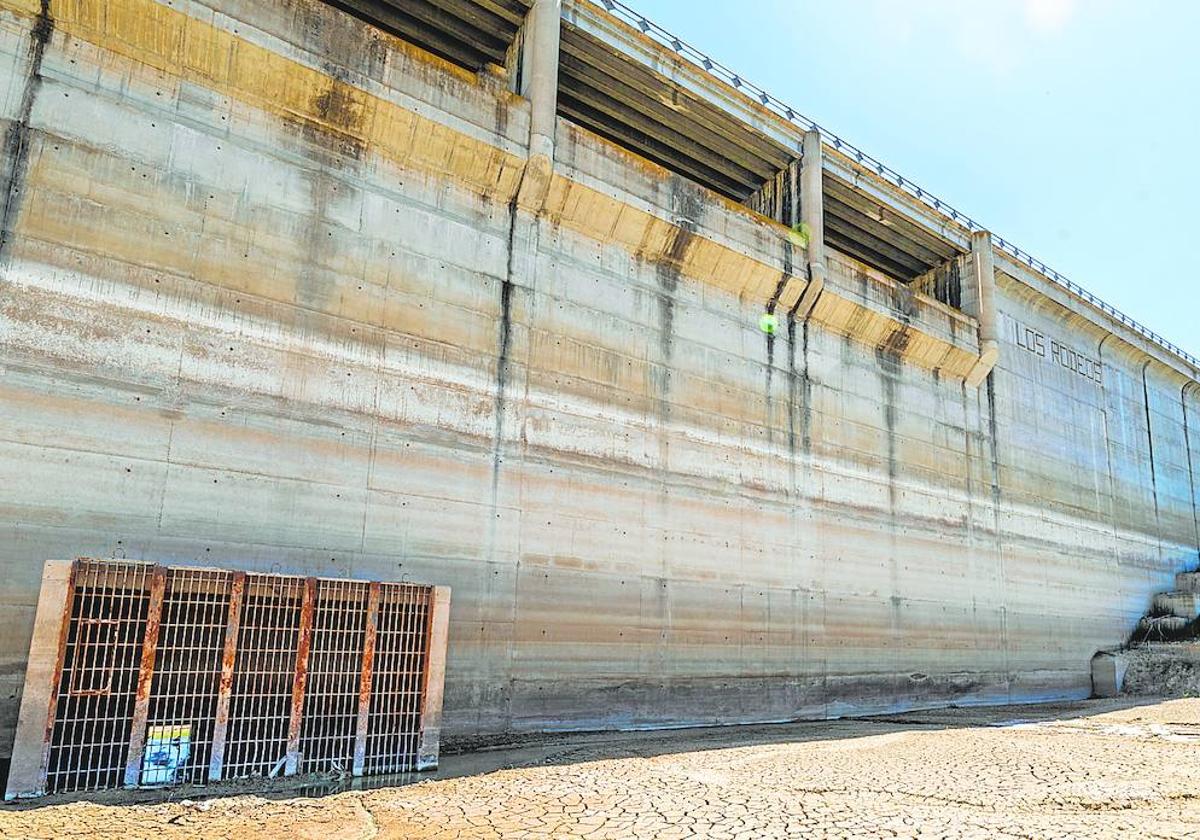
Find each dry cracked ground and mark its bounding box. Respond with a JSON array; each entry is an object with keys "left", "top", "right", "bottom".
[{"left": 4, "top": 698, "right": 1200, "bottom": 839}]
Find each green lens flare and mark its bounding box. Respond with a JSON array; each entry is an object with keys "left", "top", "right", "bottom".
[{"left": 759, "top": 312, "right": 778, "bottom": 335}]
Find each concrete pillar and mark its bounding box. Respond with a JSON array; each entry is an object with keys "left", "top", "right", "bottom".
[
  {"left": 1091, "top": 650, "right": 1127, "bottom": 698},
  {"left": 515, "top": 0, "right": 561, "bottom": 211},
  {"left": 965, "top": 229, "right": 999, "bottom": 387},
  {"left": 5, "top": 560, "right": 73, "bottom": 800},
  {"left": 794, "top": 129, "right": 825, "bottom": 317}
]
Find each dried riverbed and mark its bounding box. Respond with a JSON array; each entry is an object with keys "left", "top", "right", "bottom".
[{"left": 4, "top": 698, "right": 1199, "bottom": 839}]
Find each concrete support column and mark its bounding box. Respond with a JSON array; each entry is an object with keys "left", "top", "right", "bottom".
[
  {"left": 795, "top": 129, "right": 825, "bottom": 317},
  {"left": 965, "top": 229, "right": 999, "bottom": 387},
  {"left": 516, "top": 0, "right": 561, "bottom": 211}
]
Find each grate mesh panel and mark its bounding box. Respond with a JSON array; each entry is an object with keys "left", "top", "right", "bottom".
[
  {"left": 29, "top": 560, "right": 443, "bottom": 794},
  {"left": 365, "top": 584, "right": 430, "bottom": 774},
  {"left": 222, "top": 575, "right": 304, "bottom": 779},
  {"left": 46, "top": 561, "right": 151, "bottom": 794},
  {"left": 142, "top": 568, "right": 232, "bottom": 785},
  {"left": 299, "top": 579, "right": 369, "bottom": 775}
]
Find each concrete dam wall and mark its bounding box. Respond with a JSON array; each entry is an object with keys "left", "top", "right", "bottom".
[{"left": 0, "top": 0, "right": 1198, "bottom": 759}]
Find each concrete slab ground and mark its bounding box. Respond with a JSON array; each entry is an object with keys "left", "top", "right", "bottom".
[{"left": 3, "top": 698, "right": 1199, "bottom": 839}]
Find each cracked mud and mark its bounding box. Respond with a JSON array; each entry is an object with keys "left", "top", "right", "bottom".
[{"left": 3, "top": 698, "right": 1199, "bottom": 839}]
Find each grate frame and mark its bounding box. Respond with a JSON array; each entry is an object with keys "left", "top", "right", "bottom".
[{"left": 5, "top": 559, "right": 449, "bottom": 799}]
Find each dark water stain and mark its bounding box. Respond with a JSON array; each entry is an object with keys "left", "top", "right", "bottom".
[
  {"left": 889, "top": 281, "right": 920, "bottom": 322},
  {"left": 494, "top": 96, "right": 510, "bottom": 139},
  {"left": 984, "top": 373, "right": 1001, "bottom": 506},
  {"left": 652, "top": 179, "right": 702, "bottom": 425},
  {"left": 288, "top": 61, "right": 371, "bottom": 308},
  {"left": 0, "top": 0, "right": 53, "bottom": 260},
  {"left": 1182, "top": 382, "right": 1200, "bottom": 562},
  {"left": 874, "top": 277, "right": 921, "bottom": 512},
  {"left": 297, "top": 171, "right": 339, "bottom": 308},
  {"left": 875, "top": 343, "right": 901, "bottom": 513},
  {"left": 1140, "top": 360, "right": 1162, "bottom": 546},
  {"left": 799, "top": 319, "right": 813, "bottom": 455},
  {"left": 763, "top": 240, "right": 794, "bottom": 445},
  {"left": 786, "top": 317, "right": 798, "bottom": 464},
  {"left": 490, "top": 198, "right": 520, "bottom": 505},
  {"left": 299, "top": 62, "right": 367, "bottom": 161},
  {"left": 297, "top": 0, "right": 390, "bottom": 97}
]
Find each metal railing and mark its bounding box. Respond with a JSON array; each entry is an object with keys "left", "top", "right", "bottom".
[{"left": 588, "top": 0, "right": 1198, "bottom": 371}]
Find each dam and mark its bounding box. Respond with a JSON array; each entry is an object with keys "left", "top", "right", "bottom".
[{"left": 0, "top": 0, "right": 1197, "bottom": 774}]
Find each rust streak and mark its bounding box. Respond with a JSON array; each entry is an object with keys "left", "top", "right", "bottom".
[
  {"left": 284, "top": 577, "right": 317, "bottom": 776},
  {"left": 207, "top": 571, "right": 245, "bottom": 783},
  {"left": 352, "top": 581, "right": 381, "bottom": 777},
  {"left": 122, "top": 565, "right": 166, "bottom": 788}
]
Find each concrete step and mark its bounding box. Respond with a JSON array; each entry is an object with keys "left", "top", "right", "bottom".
[
  {"left": 1176, "top": 572, "right": 1200, "bottom": 595},
  {"left": 1152, "top": 591, "right": 1200, "bottom": 621}
]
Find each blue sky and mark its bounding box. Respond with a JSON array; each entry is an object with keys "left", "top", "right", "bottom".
[{"left": 628, "top": 0, "right": 1200, "bottom": 360}]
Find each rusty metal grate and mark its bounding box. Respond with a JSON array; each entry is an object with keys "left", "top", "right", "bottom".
[
  {"left": 366, "top": 585, "right": 431, "bottom": 775},
  {"left": 222, "top": 574, "right": 307, "bottom": 779},
  {"left": 46, "top": 562, "right": 151, "bottom": 793},
  {"left": 141, "top": 568, "right": 233, "bottom": 786},
  {"left": 300, "top": 579, "right": 369, "bottom": 776},
  {"left": 6, "top": 559, "right": 449, "bottom": 799}
]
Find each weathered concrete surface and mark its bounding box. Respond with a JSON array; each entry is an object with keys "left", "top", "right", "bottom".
[{"left": 0, "top": 0, "right": 1197, "bottom": 763}]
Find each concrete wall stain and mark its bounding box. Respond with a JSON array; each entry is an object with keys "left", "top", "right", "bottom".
[
  {"left": 1183, "top": 382, "right": 1200, "bottom": 563},
  {"left": 0, "top": 0, "right": 51, "bottom": 261}
]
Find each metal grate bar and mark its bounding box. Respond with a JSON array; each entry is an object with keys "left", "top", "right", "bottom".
[
  {"left": 208, "top": 572, "right": 246, "bottom": 782},
  {"left": 284, "top": 578, "right": 317, "bottom": 776},
  {"left": 352, "top": 582, "right": 381, "bottom": 777},
  {"left": 222, "top": 575, "right": 304, "bottom": 779},
  {"left": 122, "top": 566, "right": 166, "bottom": 787},
  {"left": 138, "top": 568, "right": 234, "bottom": 786}
]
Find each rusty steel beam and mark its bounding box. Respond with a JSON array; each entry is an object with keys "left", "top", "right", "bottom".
[
  {"left": 284, "top": 577, "right": 317, "bottom": 776},
  {"left": 207, "top": 571, "right": 246, "bottom": 783},
  {"left": 352, "top": 581, "right": 382, "bottom": 777},
  {"left": 121, "top": 565, "right": 167, "bottom": 788}
]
